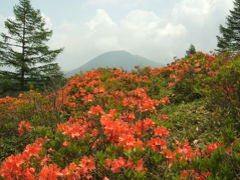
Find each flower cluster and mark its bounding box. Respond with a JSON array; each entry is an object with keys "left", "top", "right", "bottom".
[{"left": 18, "top": 121, "right": 31, "bottom": 136}]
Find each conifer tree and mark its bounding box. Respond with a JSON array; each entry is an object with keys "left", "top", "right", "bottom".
[
  {"left": 185, "top": 44, "right": 196, "bottom": 57},
  {"left": 0, "top": 0, "right": 63, "bottom": 91},
  {"left": 217, "top": 0, "right": 240, "bottom": 52}
]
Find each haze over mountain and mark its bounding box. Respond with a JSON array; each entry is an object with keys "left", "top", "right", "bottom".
[{"left": 66, "top": 51, "right": 162, "bottom": 77}]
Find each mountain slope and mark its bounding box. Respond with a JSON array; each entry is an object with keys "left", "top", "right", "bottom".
[{"left": 66, "top": 51, "right": 162, "bottom": 76}]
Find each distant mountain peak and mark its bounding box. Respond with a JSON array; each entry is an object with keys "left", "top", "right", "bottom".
[
  {"left": 96, "top": 50, "right": 136, "bottom": 59},
  {"left": 102, "top": 50, "right": 130, "bottom": 54},
  {"left": 66, "top": 50, "right": 162, "bottom": 77}
]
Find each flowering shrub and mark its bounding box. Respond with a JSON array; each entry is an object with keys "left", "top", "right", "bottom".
[
  {"left": 160, "top": 52, "right": 240, "bottom": 119},
  {"left": 0, "top": 90, "right": 67, "bottom": 162},
  {"left": 18, "top": 121, "right": 31, "bottom": 136},
  {"left": 151, "top": 52, "right": 226, "bottom": 102},
  {"left": 199, "top": 57, "right": 240, "bottom": 119},
  {"left": 0, "top": 57, "right": 240, "bottom": 179}
]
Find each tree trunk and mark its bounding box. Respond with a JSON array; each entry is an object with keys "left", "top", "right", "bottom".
[
  {"left": 21, "top": 6, "right": 26, "bottom": 91},
  {"left": 21, "top": 68, "right": 25, "bottom": 91}
]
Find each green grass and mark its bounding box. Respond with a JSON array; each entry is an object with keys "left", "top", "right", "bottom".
[{"left": 160, "top": 98, "right": 235, "bottom": 146}]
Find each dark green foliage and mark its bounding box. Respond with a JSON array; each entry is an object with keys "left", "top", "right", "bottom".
[
  {"left": 160, "top": 99, "right": 225, "bottom": 142},
  {"left": 198, "top": 57, "right": 240, "bottom": 120},
  {"left": 0, "top": 77, "right": 19, "bottom": 97},
  {"left": 217, "top": 0, "right": 240, "bottom": 52},
  {"left": 171, "top": 77, "right": 202, "bottom": 103},
  {"left": 0, "top": 91, "right": 67, "bottom": 161},
  {"left": 191, "top": 146, "right": 240, "bottom": 179},
  {"left": 0, "top": 0, "right": 63, "bottom": 92},
  {"left": 185, "top": 44, "right": 196, "bottom": 57}
]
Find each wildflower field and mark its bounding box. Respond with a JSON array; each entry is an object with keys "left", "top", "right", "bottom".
[{"left": 0, "top": 52, "right": 240, "bottom": 179}]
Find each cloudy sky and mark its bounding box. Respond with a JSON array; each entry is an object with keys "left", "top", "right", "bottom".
[{"left": 0, "top": 0, "right": 234, "bottom": 71}]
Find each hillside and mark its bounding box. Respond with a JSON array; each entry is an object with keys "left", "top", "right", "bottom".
[
  {"left": 0, "top": 52, "right": 240, "bottom": 179},
  {"left": 66, "top": 50, "right": 162, "bottom": 76}
]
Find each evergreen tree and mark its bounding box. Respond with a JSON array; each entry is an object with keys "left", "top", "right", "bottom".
[
  {"left": 0, "top": 0, "right": 63, "bottom": 91},
  {"left": 185, "top": 44, "right": 196, "bottom": 57},
  {"left": 217, "top": 0, "right": 240, "bottom": 52}
]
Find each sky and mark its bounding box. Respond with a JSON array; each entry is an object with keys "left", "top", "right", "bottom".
[{"left": 0, "top": 0, "right": 234, "bottom": 71}]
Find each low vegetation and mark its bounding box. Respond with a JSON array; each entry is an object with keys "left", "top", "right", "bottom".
[{"left": 0, "top": 52, "right": 240, "bottom": 179}]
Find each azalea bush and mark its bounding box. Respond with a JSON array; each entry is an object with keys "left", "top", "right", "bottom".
[
  {"left": 0, "top": 90, "right": 67, "bottom": 162},
  {"left": 0, "top": 56, "right": 240, "bottom": 179},
  {"left": 155, "top": 52, "right": 228, "bottom": 102},
  {"left": 199, "top": 57, "right": 240, "bottom": 119},
  {"left": 155, "top": 52, "right": 240, "bottom": 142}
]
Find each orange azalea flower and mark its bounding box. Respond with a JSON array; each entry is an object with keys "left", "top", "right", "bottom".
[
  {"left": 122, "top": 111, "right": 135, "bottom": 122},
  {"left": 57, "top": 120, "right": 88, "bottom": 139},
  {"left": 207, "top": 71, "right": 218, "bottom": 76},
  {"left": 88, "top": 105, "right": 103, "bottom": 115},
  {"left": 18, "top": 121, "right": 31, "bottom": 136},
  {"left": 194, "top": 68, "right": 201, "bottom": 72},
  {"left": 105, "top": 157, "right": 133, "bottom": 173},
  {"left": 18, "top": 93, "right": 23, "bottom": 98},
  {"left": 91, "top": 129, "right": 98, "bottom": 136},
  {"left": 0, "top": 154, "right": 26, "bottom": 178},
  {"left": 134, "top": 159, "right": 147, "bottom": 172},
  {"left": 118, "top": 135, "right": 144, "bottom": 150},
  {"left": 143, "top": 118, "right": 155, "bottom": 130},
  {"left": 63, "top": 141, "right": 70, "bottom": 147},
  {"left": 40, "top": 155, "right": 51, "bottom": 166},
  {"left": 154, "top": 126, "right": 169, "bottom": 137},
  {"left": 206, "top": 142, "right": 222, "bottom": 155},
  {"left": 180, "top": 170, "right": 189, "bottom": 179},
  {"left": 159, "top": 114, "right": 168, "bottom": 121},
  {"left": 140, "top": 100, "right": 155, "bottom": 112},
  {"left": 195, "top": 62, "right": 200, "bottom": 67},
  {"left": 168, "top": 82, "right": 175, "bottom": 87},
  {"left": 159, "top": 97, "right": 170, "bottom": 104},
  {"left": 170, "top": 74, "right": 177, "bottom": 79},
  {"left": 174, "top": 139, "right": 202, "bottom": 162},
  {"left": 39, "top": 164, "right": 62, "bottom": 180},
  {"left": 187, "top": 170, "right": 212, "bottom": 180},
  {"left": 79, "top": 156, "right": 95, "bottom": 170},
  {"left": 24, "top": 143, "right": 42, "bottom": 158},
  {"left": 62, "top": 163, "right": 80, "bottom": 179},
  {"left": 147, "top": 138, "right": 167, "bottom": 151},
  {"left": 0, "top": 138, "right": 45, "bottom": 179},
  {"left": 82, "top": 94, "right": 94, "bottom": 104},
  {"left": 105, "top": 157, "right": 126, "bottom": 172},
  {"left": 67, "top": 102, "right": 76, "bottom": 108}
]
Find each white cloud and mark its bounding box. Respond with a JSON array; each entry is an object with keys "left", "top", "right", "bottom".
[
  {"left": 87, "top": 9, "right": 117, "bottom": 30},
  {"left": 170, "top": 0, "right": 234, "bottom": 53},
  {"left": 87, "top": 0, "right": 143, "bottom": 7},
  {"left": 88, "top": 0, "right": 122, "bottom": 5},
  {"left": 0, "top": 15, "right": 5, "bottom": 32},
  {"left": 173, "top": 0, "right": 212, "bottom": 17},
  {"left": 172, "top": 0, "right": 233, "bottom": 25},
  {"left": 41, "top": 13, "right": 53, "bottom": 29},
  {"left": 51, "top": 9, "right": 188, "bottom": 71},
  {"left": 0, "top": 15, "right": 4, "bottom": 23},
  {"left": 122, "top": 10, "right": 164, "bottom": 32}
]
